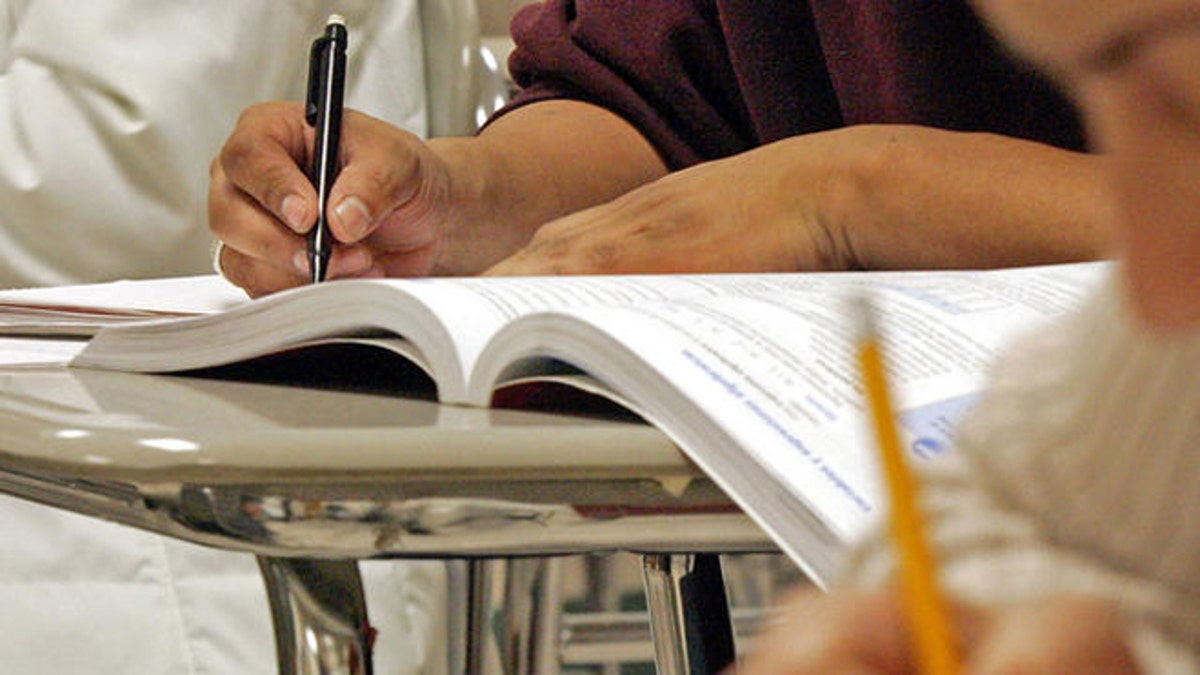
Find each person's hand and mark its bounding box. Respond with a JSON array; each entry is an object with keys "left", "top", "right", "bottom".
[
  {"left": 484, "top": 133, "right": 860, "bottom": 276},
  {"left": 735, "top": 586, "right": 1140, "bottom": 674},
  {"left": 209, "top": 102, "right": 460, "bottom": 296},
  {"left": 484, "top": 122, "right": 1113, "bottom": 277}
]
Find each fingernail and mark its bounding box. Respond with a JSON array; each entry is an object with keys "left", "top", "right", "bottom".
[
  {"left": 334, "top": 196, "right": 373, "bottom": 240},
  {"left": 281, "top": 195, "right": 308, "bottom": 233}
]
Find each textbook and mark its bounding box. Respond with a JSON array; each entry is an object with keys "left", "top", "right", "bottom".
[
  {"left": 71, "top": 263, "right": 1108, "bottom": 584},
  {"left": 0, "top": 275, "right": 246, "bottom": 336}
]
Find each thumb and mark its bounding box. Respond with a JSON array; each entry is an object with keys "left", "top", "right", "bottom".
[{"left": 326, "top": 110, "right": 431, "bottom": 244}]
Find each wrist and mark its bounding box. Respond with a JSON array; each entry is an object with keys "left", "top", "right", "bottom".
[
  {"left": 816, "top": 125, "right": 1115, "bottom": 271},
  {"left": 768, "top": 126, "right": 884, "bottom": 271},
  {"left": 426, "top": 136, "right": 520, "bottom": 275},
  {"left": 811, "top": 125, "right": 911, "bottom": 271}
]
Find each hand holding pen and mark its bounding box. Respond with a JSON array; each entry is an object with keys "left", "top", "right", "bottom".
[{"left": 305, "top": 14, "right": 347, "bottom": 283}]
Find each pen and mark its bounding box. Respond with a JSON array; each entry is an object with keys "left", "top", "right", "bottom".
[
  {"left": 854, "top": 293, "right": 960, "bottom": 675},
  {"left": 305, "top": 14, "right": 348, "bottom": 283}
]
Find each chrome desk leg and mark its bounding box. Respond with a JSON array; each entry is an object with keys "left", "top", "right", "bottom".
[
  {"left": 448, "top": 558, "right": 562, "bottom": 675},
  {"left": 444, "top": 561, "right": 471, "bottom": 675},
  {"left": 642, "top": 553, "right": 735, "bottom": 675},
  {"left": 446, "top": 559, "right": 499, "bottom": 675},
  {"left": 584, "top": 555, "right": 622, "bottom": 675},
  {"left": 258, "top": 557, "right": 374, "bottom": 675},
  {"left": 498, "top": 557, "right": 563, "bottom": 675}
]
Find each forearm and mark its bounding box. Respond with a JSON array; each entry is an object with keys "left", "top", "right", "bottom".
[
  {"left": 822, "top": 125, "right": 1115, "bottom": 270},
  {"left": 428, "top": 100, "right": 668, "bottom": 274}
]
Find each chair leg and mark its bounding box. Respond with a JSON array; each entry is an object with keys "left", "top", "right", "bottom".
[
  {"left": 257, "top": 557, "right": 374, "bottom": 675},
  {"left": 641, "top": 553, "right": 736, "bottom": 675}
]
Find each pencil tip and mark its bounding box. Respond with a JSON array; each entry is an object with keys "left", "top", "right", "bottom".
[{"left": 850, "top": 290, "right": 879, "bottom": 342}]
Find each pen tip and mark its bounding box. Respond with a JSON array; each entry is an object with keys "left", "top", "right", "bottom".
[{"left": 327, "top": 14, "right": 346, "bottom": 27}]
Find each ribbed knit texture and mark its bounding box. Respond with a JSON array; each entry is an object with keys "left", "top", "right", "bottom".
[{"left": 846, "top": 269, "right": 1200, "bottom": 672}]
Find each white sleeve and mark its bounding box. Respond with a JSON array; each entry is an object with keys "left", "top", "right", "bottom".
[
  {"left": 845, "top": 453, "right": 1200, "bottom": 674},
  {"left": 838, "top": 458, "right": 1199, "bottom": 673},
  {"left": 0, "top": 1, "right": 424, "bottom": 287},
  {"left": 840, "top": 282, "right": 1200, "bottom": 674}
]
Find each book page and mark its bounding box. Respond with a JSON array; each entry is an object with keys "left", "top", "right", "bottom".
[
  {"left": 81, "top": 272, "right": 998, "bottom": 401},
  {"left": 0, "top": 337, "right": 87, "bottom": 366},
  {"left": 68, "top": 263, "right": 1106, "bottom": 578},
  {"left": 472, "top": 263, "right": 1106, "bottom": 583},
  {"left": 0, "top": 275, "right": 250, "bottom": 336},
  {"left": 403, "top": 271, "right": 1011, "bottom": 397}
]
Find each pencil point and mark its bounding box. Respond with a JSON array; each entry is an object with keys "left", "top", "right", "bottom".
[{"left": 850, "top": 290, "right": 879, "bottom": 343}]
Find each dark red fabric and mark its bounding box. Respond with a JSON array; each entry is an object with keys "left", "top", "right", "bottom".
[{"left": 498, "top": 0, "right": 1084, "bottom": 169}]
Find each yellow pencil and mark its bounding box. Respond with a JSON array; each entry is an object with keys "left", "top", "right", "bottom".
[{"left": 854, "top": 293, "right": 959, "bottom": 675}]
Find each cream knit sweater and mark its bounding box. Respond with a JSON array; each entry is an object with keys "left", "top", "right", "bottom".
[{"left": 846, "top": 270, "right": 1200, "bottom": 672}]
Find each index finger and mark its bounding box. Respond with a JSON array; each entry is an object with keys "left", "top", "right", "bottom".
[{"left": 218, "top": 101, "right": 318, "bottom": 235}]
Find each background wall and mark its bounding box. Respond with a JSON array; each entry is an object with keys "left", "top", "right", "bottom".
[{"left": 479, "top": 0, "right": 532, "bottom": 36}]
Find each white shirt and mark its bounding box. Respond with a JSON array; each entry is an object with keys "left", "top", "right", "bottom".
[
  {"left": 0, "top": 0, "right": 427, "bottom": 286},
  {"left": 0, "top": 3, "right": 448, "bottom": 673},
  {"left": 846, "top": 271, "right": 1200, "bottom": 673}
]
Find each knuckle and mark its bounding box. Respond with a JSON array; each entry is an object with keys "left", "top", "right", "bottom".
[
  {"left": 360, "top": 162, "right": 403, "bottom": 199},
  {"left": 581, "top": 238, "right": 623, "bottom": 272},
  {"left": 217, "top": 247, "right": 250, "bottom": 291},
  {"left": 251, "top": 231, "right": 294, "bottom": 267},
  {"left": 219, "top": 135, "right": 259, "bottom": 185},
  {"left": 206, "top": 185, "right": 240, "bottom": 239},
  {"left": 525, "top": 230, "right": 572, "bottom": 259}
]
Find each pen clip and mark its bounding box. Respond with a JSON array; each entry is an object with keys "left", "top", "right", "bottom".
[{"left": 306, "top": 35, "right": 331, "bottom": 126}]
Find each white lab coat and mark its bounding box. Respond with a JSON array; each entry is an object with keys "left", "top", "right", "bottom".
[
  {"left": 0, "top": 494, "right": 448, "bottom": 674},
  {"left": 0, "top": 2, "right": 448, "bottom": 673},
  {"left": 0, "top": 0, "right": 428, "bottom": 287}
]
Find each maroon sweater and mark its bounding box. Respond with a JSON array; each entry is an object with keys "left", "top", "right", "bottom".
[{"left": 501, "top": 0, "right": 1085, "bottom": 169}]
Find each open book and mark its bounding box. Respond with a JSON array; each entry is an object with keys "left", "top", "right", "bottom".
[
  {"left": 70, "top": 263, "right": 1108, "bottom": 584},
  {"left": 0, "top": 275, "right": 247, "bottom": 336}
]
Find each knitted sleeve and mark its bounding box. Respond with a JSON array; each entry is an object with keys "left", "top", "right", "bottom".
[{"left": 843, "top": 275, "right": 1200, "bottom": 673}]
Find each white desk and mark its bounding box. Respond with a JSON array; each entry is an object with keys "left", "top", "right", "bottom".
[{"left": 0, "top": 365, "right": 777, "bottom": 674}]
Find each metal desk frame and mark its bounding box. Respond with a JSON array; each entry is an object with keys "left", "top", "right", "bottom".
[{"left": 0, "top": 366, "right": 780, "bottom": 674}]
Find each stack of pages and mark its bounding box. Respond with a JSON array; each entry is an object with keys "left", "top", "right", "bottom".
[{"left": 0, "top": 263, "right": 1110, "bottom": 584}]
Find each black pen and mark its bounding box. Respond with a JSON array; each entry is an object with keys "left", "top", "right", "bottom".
[{"left": 305, "top": 14, "right": 348, "bottom": 283}]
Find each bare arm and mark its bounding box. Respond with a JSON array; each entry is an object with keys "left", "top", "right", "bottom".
[
  {"left": 211, "top": 100, "right": 1110, "bottom": 295},
  {"left": 827, "top": 124, "right": 1114, "bottom": 270},
  {"left": 428, "top": 100, "right": 668, "bottom": 274},
  {"left": 486, "top": 123, "right": 1114, "bottom": 276}
]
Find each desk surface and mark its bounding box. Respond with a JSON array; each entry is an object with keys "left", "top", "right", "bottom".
[{"left": 0, "top": 366, "right": 774, "bottom": 558}]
